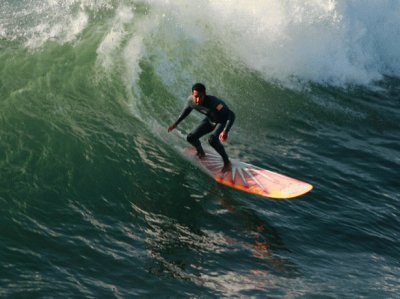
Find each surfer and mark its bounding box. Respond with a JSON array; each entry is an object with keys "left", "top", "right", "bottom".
[{"left": 168, "top": 83, "right": 235, "bottom": 173}]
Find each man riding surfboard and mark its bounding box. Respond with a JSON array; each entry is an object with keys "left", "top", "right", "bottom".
[{"left": 168, "top": 83, "right": 235, "bottom": 173}]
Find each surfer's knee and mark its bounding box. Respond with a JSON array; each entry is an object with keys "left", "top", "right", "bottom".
[{"left": 187, "top": 133, "right": 195, "bottom": 143}]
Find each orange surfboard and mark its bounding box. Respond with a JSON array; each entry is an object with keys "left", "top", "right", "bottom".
[{"left": 183, "top": 148, "right": 313, "bottom": 199}]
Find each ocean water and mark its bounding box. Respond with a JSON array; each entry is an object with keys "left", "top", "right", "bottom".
[{"left": 1, "top": 0, "right": 399, "bottom": 297}]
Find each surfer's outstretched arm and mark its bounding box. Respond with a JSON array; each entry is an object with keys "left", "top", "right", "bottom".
[{"left": 168, "top": 103, "right": 193, "bottom": 132}]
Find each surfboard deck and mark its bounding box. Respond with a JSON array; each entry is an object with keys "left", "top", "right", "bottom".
[{"left": 183, "top": 147, "right": 313, "bottom": 199}]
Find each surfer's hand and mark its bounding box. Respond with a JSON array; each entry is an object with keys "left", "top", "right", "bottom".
[
  {"left": 168, "top": 123, "right": 177, "bottom": 132},
  {"left": 219, "top": 130, "right": 228, "bottom": 142}
]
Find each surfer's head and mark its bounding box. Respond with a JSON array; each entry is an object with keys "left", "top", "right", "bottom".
[{"left": 192, "top": 83, "right": 206, "bottom": 105}]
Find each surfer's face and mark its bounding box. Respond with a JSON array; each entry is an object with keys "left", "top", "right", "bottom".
[{"left": 192, "top": 90, "right": 205, "bottom": 105}]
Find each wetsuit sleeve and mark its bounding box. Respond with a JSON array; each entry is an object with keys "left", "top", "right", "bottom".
[
  {"left": 224, "top": 110, "right": 235, "bottom": 132},
  {"left": 174, "top": 102, "right": 193, "bottom": 126}
]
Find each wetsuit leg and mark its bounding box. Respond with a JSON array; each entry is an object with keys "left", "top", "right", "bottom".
[
  {"left": 208, "top": 122, "right": 229, "bottom": 163},
  {"left": 187, "top": 118, "right": 215, "bottom": 154}
]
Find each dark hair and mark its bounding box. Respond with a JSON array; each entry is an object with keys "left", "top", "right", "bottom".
[{"left": 192, "top": 83, "right": 206, "bottom": 94}]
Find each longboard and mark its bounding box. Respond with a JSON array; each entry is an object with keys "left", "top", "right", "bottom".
[{"left": 183, "top": 147, "right": 313, "bottom": 199}]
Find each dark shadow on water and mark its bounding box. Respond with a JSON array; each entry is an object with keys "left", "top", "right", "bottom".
[{"left": 133, "top": 181, "right": 302, "bottom": 296}]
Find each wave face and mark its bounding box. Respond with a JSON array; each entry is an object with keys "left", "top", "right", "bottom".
[{"left": 1, "top": 1, "right": 399, "bottom": 297}]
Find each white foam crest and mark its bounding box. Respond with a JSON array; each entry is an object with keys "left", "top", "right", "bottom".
[
  {"left": 1, "top": 0, "right": 112, "bottom": 48},
  {"left": 150, "top": 0, "right": 400, "bottom": 87},
  {"left": 93, "top": 4, "right": 163, "bottom": 120},
  {"left": 121, "top": 10, "right": 164, "bottom": 121},
  {"left": 96, "top": 6, "right": 135, "bottom": 70},
  {"left": 24, "top": 11, "right": 89, "bottom": 48},
  {"left": 210, "top": 0, "right": 400, "bottom": 86}
]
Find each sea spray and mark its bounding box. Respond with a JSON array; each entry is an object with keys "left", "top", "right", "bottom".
[{"left": 147, "top": 0, "right": 400, "bottom": 87}]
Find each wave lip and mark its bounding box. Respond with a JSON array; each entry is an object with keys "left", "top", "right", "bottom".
[
  {"left": 3, "top": 1, "right": 399, "bottom": 86},
  {"left": 163, "top": 0, "right": 400, "bottom": 87}
]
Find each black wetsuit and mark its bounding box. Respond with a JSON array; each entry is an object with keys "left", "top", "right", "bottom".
[{"left": 174, "top": 95, "right": 235, "bottom": 163}]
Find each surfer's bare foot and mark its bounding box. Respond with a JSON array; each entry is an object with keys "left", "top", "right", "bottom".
[{"left": 221, "top": 160, "right": 232, "bottom": 173}]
